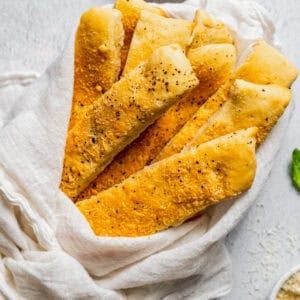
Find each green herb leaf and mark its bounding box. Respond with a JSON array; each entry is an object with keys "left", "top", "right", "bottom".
[{"left": 291, "top": 148, "right": 300, "bottom": 190}]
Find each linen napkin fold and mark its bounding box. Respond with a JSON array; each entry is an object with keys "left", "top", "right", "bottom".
[{"left": 0, "top": 0, "right": 289, "bottom": 299}]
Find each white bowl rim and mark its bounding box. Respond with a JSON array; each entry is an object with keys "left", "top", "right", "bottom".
[{"left": 269, "top": 264, "right": 300, "bottom": 300}]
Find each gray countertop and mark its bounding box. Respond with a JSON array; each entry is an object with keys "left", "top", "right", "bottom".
[{"left": 1, "top": 0, "right": 299, "bottom": 299}]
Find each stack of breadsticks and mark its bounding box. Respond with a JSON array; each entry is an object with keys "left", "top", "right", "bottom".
[{"left": 60, "top": 0, "right": 298, "bottom": 237}]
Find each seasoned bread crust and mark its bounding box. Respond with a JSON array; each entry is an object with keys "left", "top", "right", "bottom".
[
  {"left": 188, "top": 80, "right": 291, "bottom": 148},
  {"left": 60, "top": 45, "right": 198, "bottom": 199},
  {"left": 77, "top": 43, "right": 236, "bottom": 201},
  {"left": 114, "top": 0, "right": 167, "bottom": 71},
  {"left": 70, "top": 8, "right": 124, "bottom": 127},
  {"left": 123, "top": 11, "right": 193, "bottom": 75},
  {"left": 155, "top": 78, "right": 235, "bottom": 162},
  {"left": 236, "top": 40, "right": 298, "bottom": 88},
  {"left": 77, "top": 8, "right": 236, "bottom": 201},
  {"left": 188, "top": 9, "right": 233, "bottom": 50},
  {"left": 76, "top": 128, "right": 257, "bottom": 237},
  {"left": 156, "top": 40, "right": 298, "bottom": 161}
]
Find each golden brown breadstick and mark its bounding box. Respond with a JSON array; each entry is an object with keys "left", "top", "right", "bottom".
[
  {"left": 188, "top": 9, "right": 233, "bottom": 50},
  {"left": 123, "top": 10, "right": 193, "bottom": 75},
  {"left": 77, "top": 43, "right": 236, "bottom": 201},
  {"left": 76, "top": 127, "right": 257, "bottom": 237},
  {"left": 70, "top": 8, "right": 124, "bottom": 127},
  {"left": 114, "top": 0, "right": 167, "bottom": 71},
  {"left": 236, "top": 40, "right": 298, "bottom": 88},
  {"left": 60, "top": 45, "right": 198, "bottom": 199},
  {"left": 154, "top": 78, "right": 235, "bottom": 162},
  {"left": 155, "top": 40, "right": 298, "bottom": 161},
  {"left": 187, "top": 79, "right": 291, "bottom": 148}
]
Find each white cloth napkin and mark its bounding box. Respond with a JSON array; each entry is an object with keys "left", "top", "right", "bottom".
[{"left": 0, "top": 0, "right": 289, "bottom": 299}]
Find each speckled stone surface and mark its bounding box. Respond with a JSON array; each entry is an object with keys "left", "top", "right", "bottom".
[{"left": 0, "top": 1, "right": 299, "bottom": 299}]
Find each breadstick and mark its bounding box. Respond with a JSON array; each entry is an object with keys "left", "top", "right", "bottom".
[
  {"left": 188, "top": 79, "right": 291, "bottom": 148},
  {"left": 77, "top": 44, "right": 236, "bottom": 201},
  {"left": 114, "top": 0, "right": 167, "bottom": 71},
  {"left": 70, "top": 8, "right": 124, "bottom": 127},
  {"left": 156, "top": 40, "right": 298, "bottom": 161},
  {"left": 77, "top": 127, "right": 257, "bottom": 237},
  {"left": 236, "top": 40, "right": 298, "bottom": 88},
  {"left": 123, "top": 11, "right": 193, "bottom": 75},
  {"left": 60, "top": 45, "right": 198, "bottom": 199}
]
